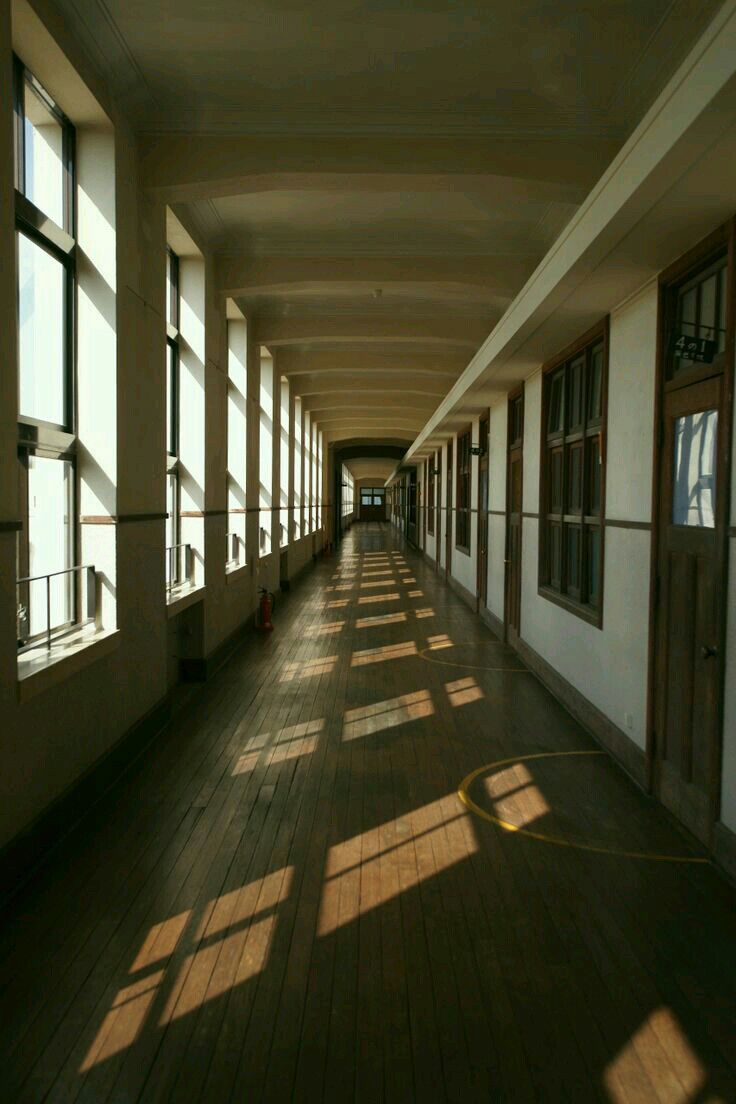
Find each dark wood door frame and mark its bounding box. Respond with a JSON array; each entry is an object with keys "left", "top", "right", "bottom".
[
  {"left": 436, "top": 449, "right": 442, "bottom": 571},
  {"left": 445, "top": 439, "right": 453, "bottom": 580},
  {"left": 477, "top": 414, "right": 490, "bottom": 609},
  {"left": 647, "top": 221, "right": 734, "bottom": 846},
  {"left": 505, "top": 387, "right": 524, "bottom": 644}
]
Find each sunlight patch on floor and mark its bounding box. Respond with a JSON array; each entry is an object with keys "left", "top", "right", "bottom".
[
  {"left": 357, "top": 592, "right": 400, "bottom": 605},
  {"left": 445, "top": 676, "right": 483, "bottom": 706},
  {"left": 427, "top": 633, "right": 453, "bottom": 650},
  {"left": 603, "top": 1007, "right": 707, "bottom": 1103},
  {"left": 281, "top": 656, "right": 337, "bottom": 682},
  {"left": 342, "top": 689, "right": 433, "bottom": 741},
  {"left": 351, "top": 641, "right": 418, "bottom": 667},
  {"left": 317, "top": 795, "right": 477, "bottom": 935},
  {"left": 305, "top": 620, "right": 344, "bottom": 637},
  {"left": 356, "top": 611, "right": 407, "bottom": 628}
]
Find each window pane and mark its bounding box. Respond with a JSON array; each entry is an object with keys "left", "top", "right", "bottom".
[
  {"left": 26, "top": 455, "right": 74, "bottom": 637},
  {"left": 167, "top": 342, "right": 177, "bottom": 454},
  {"left": 587, "top": 527, "right": 601, "bottom": 606},
  {"left": 588, "top": 344, "right": 603, "bottom": 421},
  {"left": 18, "top": 232, "right": 66, "bottom": 426},
  {"left": 566, "top": 525, "right": 581, "bottom": 594},
  {"left": 549, "top": 448, "right": 563, "bottom": 513},
  {"left": 549, "top": 522, "right": 561, "bottom": 589},
  {"left": 567, "top": 444, "right": 582, "bottom": 513},
  {"left": 672, "top": 409, "right": 717, "bottom": 528},
  {"left": 588, "top": 436, "right": 601, "bottom": 515},
  {"left": 568, "top": 357, "right": 583, "bottom": 429},
  {"left": 23, "top": 78, "right": 65, "bottom": 229},
  {"left": 547, "top": 371, "right": 564, "bottom": 434}
]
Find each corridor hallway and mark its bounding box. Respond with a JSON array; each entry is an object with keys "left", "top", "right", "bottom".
[{"left": 2, "top": 525, "right": 735, "bottom": 1104}]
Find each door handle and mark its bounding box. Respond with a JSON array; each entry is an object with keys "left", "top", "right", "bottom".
[{"left": 701, "top": 645, "right": 718, "bottom": 659}]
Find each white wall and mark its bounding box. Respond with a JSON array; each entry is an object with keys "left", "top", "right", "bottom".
[{"left": 519, "top": 284, "right": 657, "bottom": 750}]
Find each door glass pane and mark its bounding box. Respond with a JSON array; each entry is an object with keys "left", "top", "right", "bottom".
[
  {"left": 672, "top": 409, "right": 717, "bottom": 528},
  {"left": 23, "top": 78, "right": 65, "bottom": 228},
  {"left": 27, "top": 455, "right": 74, "bottom": 637},
  {"left": 18, "top": 232, "right": 66, "bottom": 426},
  {"left": 588, "top": 344, "right": 603, "bottom": 421},
  {"left": 167, "top": 342, "right": 177, "bottom": 455}
]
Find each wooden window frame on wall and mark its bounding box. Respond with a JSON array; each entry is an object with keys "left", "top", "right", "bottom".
[
  {"left": 455, "top": 426, "right": 472, "bottom": 553},
  {"left": 427, "top": 456, "right": 435, "bottom": 536},
  {"left": 537, "top": 318, "right": 609, "bottom": 628}
]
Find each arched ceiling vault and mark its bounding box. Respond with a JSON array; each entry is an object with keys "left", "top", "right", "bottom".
[{"left": 52, "top": 0, "right": 723, "bottom": 456}]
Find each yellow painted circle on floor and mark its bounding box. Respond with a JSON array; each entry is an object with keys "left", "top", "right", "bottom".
[
  {"left": 458, "top": 751, "right": 710, "bottom": 864},
  {"left": 418, "top": 641, "right": 529, "bottom": 672}
]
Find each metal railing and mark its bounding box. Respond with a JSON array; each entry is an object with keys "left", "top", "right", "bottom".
[
  {"left": 16, "top": 563, "right": 96, "bottom": 653},
  {"left": 166, "top": 543, "right": 193, "bottom": 593}
]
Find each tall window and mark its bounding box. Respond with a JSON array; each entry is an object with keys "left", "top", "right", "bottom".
[
  {"left": 226, "top": 318, "right": 247, "bottom": 567},
  {"left": 165, "top": 247, "right": 183, "bottom": 589},
  {"left": 259, "top": 352, "right": 274, "bottom": 555},
  {"left": 293, "top": 397, "right": 302, "bottom": 541},
  {"left": 279, "top": 376, "right": 289, "bottom": 547},
  {"left": 342, "top": 466, "right": 354, "bottom": 519},
  {"left": 304, "top": 411, "right": 312, "bottom": 533},
  {"left": 540, "top": 324, "right": 607, "bottom": 622},
  {"left": 456, "top": 429, "right": 471, "bottom": 551},
  {"left": 14, "top": 58, "right": 86, "bottom": 649}
]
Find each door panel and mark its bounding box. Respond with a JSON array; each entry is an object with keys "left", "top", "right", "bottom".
[
  {"left": 477, "top": 417, "right": 489, "bottom": 606},
  {"left": 654, "top": 364, "right": 727, "bottom": 844},
  {"left": 445, "top": 441, "right": 453, "bottom": 578},
  {"left": 505, "top": 390, "right": 524, "bottom": 642}
]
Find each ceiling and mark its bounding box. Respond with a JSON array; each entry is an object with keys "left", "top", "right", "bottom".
[{"left": 51, "top": 0, "right": 725, "bottom": 461}]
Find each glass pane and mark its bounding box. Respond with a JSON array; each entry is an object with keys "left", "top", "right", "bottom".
[
  {"left": 568, "top": 357, "right": 583, "bottom": 429},
  {"left": 673, "top": 261, "right": 728, "bottom": 375},
  {"left": 672, "top": 409, "right": 717, "bottom": 527},
  {"left": 27, "top": 455, "right": 74, "bottom": 637},
  {"left": 568, "top": 444, "right": 582, "bottom": 513},
  {"left": 588, "top": 436, "right": 601, "bottom": 515},
  {"left": 549, "top": 448, "right": 563, "bottom": 513},
  {"left": 549, "top": 522, "right": 561, "bottom": 589},
  {"left": 23, "top": 78, "right": 65, "bottom": 228},
  {"left": 167, "top": 342, "right": 177, "bottom": 455},
  {"left": 566, "top": 525, "right": 581, "bottom": 593},
  {"left": 166, "top": 251, "right": 178, "bottom": 330},
  {"left": 587, "top": 527, "right": 601, "bottom": 605},
  {"left": 547, "top": 371, "right": 564, "bottom": 434},
  {"left": 588, "top": 345, "right": 603, "bottom": 421},
  {"left": 18, "top": 232, "right": 66, "bottom": 426}
]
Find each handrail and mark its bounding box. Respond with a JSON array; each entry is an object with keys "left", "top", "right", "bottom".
[
  {"left": 17, "top": 563, "right": 97, "bottom": 653},
  {"left": 165, "top": 542, "right": 193, "bottom": 592}
]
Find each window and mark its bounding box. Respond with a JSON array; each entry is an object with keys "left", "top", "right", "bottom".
[
  {"left": 279, "top": 376, "right": 290, "bottom": 548},
  {"left": 427, "top": 458, "right": 436, "bottom": 535},
  {"left": 293, "top": 397, "right": 302, "bottom": 540},
  {"left": 342, "top": 466, "right": 354, "bottom": 519},
  {"left": 669, "top": 255, "right": 727, "bottom": 380},
  {"left": 14, "top": 59, "right": 89, "bottom": 651},
  {"left": 226, "top": 317, "right": 247, "bottom": 567},
  {"left": 165, "top": 247, "right": 183, "bottom": 589},
  {"left": 456, "top": 430, "right": 471, "bottom": 551},
  {"left": 259, "top": 351, "right": 274, "bottom": 555},
  {"left": 540, "top": 324, "right": 607, "bottom": 622}
]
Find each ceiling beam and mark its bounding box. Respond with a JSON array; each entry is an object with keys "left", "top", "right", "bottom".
[{"left": 256, "top": 314, "right": 489, "bottom": 349}]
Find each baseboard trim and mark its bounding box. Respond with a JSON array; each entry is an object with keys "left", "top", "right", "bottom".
[
  {"left": 513, "top": 636, "right": 647, "bottom": 789},
  {"left": 714, "top": 821, "right": 736, "bottom": 885},
  {"left": 0, "top": 696, "right": 171, "bottom": 909},
  {"left": 446, "top": 572, "right": 478, "bottom": 613},
  {"left": 479, "top": 604, "right": 504, "bottom": 640}
]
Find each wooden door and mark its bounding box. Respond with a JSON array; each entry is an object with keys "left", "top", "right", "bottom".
[
  {"left": 505, "top": 389, "right": 524, "bottom": 642},
  {"left": 436, "top": 450, "right": 442, "bottom": 570},
  {"left": 653, "top": 242, "right": 732, "bottom": 844},
  {"left": 445, "top": 440, "right": 453, "bottom": 578},
  {"left": 477, "top": 416, "right": 489, "bottom": 607}
]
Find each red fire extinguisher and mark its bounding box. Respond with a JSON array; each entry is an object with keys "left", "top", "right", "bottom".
[{"left": 256, "top": 587, "right": 275, "bottom": 631}]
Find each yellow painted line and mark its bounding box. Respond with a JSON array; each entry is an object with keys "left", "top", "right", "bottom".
[
  {"left": 418, "top": 642, "right": 530, "bottom": 673},
  {"left": 458, "top": 751, "right": 711, "bottom": 864}
]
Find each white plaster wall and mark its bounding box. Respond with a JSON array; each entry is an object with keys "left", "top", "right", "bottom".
[{"left": 518, "top": 289, "right": 658, "bottom": 750}]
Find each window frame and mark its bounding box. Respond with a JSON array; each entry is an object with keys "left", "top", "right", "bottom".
[
  {"left": 427, "top": 454, "right": 436, "bottom": 535},
  {"left": 455, "top": 427, "right": 472, "bottom": 553},
  {"left": 165, "top": 247, "right": 182, "bottom": 587},
  {"left": 14, "top": 57, "right": 81, "bottom": 650},
  {"left": 538, "top": 318, "right": 609, "bottom": 628}
]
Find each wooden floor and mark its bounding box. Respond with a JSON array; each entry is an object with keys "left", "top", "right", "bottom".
[{"left": 2, "top": 523, "right": 735, "bottom": 1103}]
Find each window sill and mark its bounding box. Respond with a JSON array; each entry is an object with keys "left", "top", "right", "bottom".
[
  {"left": 455, "top": 544, "right": 471, "bottom": 557},
  {"left": 226, "top": 562, "right": 250, "bottom": 585},
  {"left": 167, "top": 583, "right": 206, "bottom": 618},
  {"left": 18, "top": 627, "right": 120, "bottom": 703},
  {"left": 537, "top": 585, "right": 602, "bottom": 629}
]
